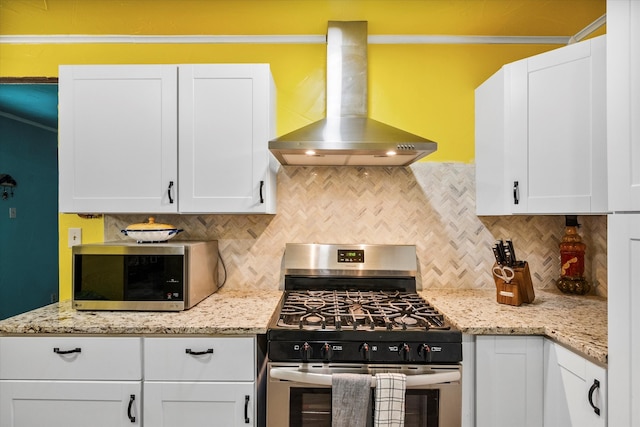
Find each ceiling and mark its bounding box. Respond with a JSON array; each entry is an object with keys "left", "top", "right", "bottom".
[{"left": 0, "top": 84, "right": 58, "bottom": 130}]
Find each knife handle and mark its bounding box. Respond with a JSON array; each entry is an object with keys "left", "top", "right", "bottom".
[
  {"left": 503, "top": 243, "right": 513, "bottom": 267},
  {"left": 493, "top": 242, "right": 504, "bottom": 265},
  {"left": 506, "top": 239, "right": 517, "bottom": 265}
]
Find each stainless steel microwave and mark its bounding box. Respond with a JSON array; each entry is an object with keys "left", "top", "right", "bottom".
[{"left": 72, "top": 240, "right": 219, "bottom": 311}]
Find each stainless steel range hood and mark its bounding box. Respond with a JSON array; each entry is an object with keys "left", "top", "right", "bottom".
[{"left": 269, "top": 21, "right": 437, "bottom": 167}]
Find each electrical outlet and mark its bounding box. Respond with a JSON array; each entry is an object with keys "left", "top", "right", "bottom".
[
  {"left": 68, "top": 228, "right": 82, "bottom": 248},
  {"left": 9, "top": 207, "right": 16, "bottom": 218}
]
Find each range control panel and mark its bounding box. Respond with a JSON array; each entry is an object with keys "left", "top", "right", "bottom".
[
  {"left": 337, "top": 249, "right": 364, "bottom": 263},
  {"left": 268, "top": 340, "right": 462, "bottom": 364}
]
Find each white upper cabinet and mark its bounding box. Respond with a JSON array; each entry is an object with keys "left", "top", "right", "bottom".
[
  {"left": 178, "top": 64, "right": 277, "bottom": 214},
  {"left": 476, "top": 36, "right": 607, "bottom": 215},
  {"left": 59, "top": 64, "right": 277, "bottom": 214},
  {"left": 607, "top": 0, "right": 640, "bottom": 212},
  {"left": 59, "top": 65, "right": 179, "bottom": 214}
]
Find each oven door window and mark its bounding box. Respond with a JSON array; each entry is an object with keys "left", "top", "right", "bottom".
[
  {"left": 287, "top": 388, "right": 439, "bottom": 427},
  {"left": 74, "top": 254, "right": 184, "bottom": 301}
]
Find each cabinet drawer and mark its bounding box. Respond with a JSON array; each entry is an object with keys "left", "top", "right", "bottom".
[
  {"left": 0, "top": 337, "right": 142, "bottom": 380},
  {"left": 144, "top": 337, "right": 255, "bottom": 381}
]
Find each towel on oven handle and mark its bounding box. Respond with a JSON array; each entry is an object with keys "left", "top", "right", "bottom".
[
  {"left": 375, "top": 373, "right": 406, "bottom": 427},
  {"left": 332, "top": 373, "right": 371, "bottom": 427}
]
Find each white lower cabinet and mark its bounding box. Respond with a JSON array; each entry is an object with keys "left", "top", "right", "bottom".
[
  {"left": 474, "top": 336, "right": 607, "bottom": 427},
  {"left": 0, "top": 337, "right": 142, "bottom": 426},
  {"left": 543, "top": 340, "right": 607, "bottom": 427},
  {"left": 142, "top": 336, "right": 256, "bottom": 426},
  {"left": 475, "top": 335, "right": 544, "bottom": 427},
  {"left": 144, "top": 381, "right": 254, "bottom": 426},
  {"left": 0, "top": 336, "right": 258, "bottom": 426},
  {"left": 0, "top": 381, "right": 141, "bottom": 426}
]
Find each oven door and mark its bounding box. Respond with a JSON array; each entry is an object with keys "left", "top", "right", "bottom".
[{"left": 267, "top": 362, "right": 462, "bottom": 427}]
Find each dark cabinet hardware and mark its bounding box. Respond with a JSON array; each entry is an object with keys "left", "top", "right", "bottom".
[
  {"left": 53, "top": 347, "right": 81, "bottom": 355},
  {"left": 513, "top": 181, "right": 520, "bottom": 205},
  {"left": 127, "top": 394, "right": 136, "bottom": 422},
  {"left": 185, "top": 348, "right": 214, "bottom": 356},
  {"left": 244, "top": 395, "right": 250, "bottom": 423},
  {"left": 168, "top": 181, "right": 174, "bottom": 204},
  {"left": 588, "top": 378, "right": 601, "bottom": 416},
  {"left": 259, "top": 180, "right": 264, "bottom": 204}
]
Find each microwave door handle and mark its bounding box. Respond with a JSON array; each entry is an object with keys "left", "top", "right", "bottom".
[{"left": 269, "top": 367, "right": 460, "bottom": 387}]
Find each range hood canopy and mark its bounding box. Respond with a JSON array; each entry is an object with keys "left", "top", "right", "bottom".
[{"left": 269, "top": 21, "right": 437, "bottom": 167}]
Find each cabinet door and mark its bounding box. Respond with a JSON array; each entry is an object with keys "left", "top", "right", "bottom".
[
  {"left": 144, "top": 381, "right": 254, "bottom": 426},
  {"left": 510, "top": 36, "right": 607, "bottom": 214},
  {"left": 475, "top": 67, "right": 512, "bottom": 216},
  {"left": 475, "top": 335, "right": 544, "bottom": 427},
  {"left": 59, "top": 65, "right": 178, "bottom": 213},
  {"left": 607, "top": 0, "right": 640, "bottom": 211},
  {"left": 608, "top": 213, "right": 640, "bottom": 426},
  {"left": 178, "top": 64, "right": 276, "bottom": 213},
  {"left": 0, "top": 380, "right": 141, "bottom": 426},
  {"left": 543, "top": 340, "right": 606, "bottom": 427}
]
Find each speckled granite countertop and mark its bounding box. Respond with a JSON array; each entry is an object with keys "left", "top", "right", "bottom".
[
  {"left": 0, "top": 290, "right": 283, "bottom": 336},
  {"left": 0, "top": 287, "right": 606, "bottom": 366},
  {"left": 419, "top": 288, "right": 608, "bottom": 366}
]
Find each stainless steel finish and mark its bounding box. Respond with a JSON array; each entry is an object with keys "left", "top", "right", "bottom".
[
  {"left": 269, "top": 365, "right": 461, "bottom": 386},
  {"left": 269, "top": 21, "right": 437, "bottom": 167},
  {"left": 73, "top": 300, "right": 186, "bottom": 311},
  {"left": 72, "top": 240, "right": 219, "bottom": 311},
  {"left": 282, "top": 243, "right": 417, "bottom": 278},
  {"left": 72, "top": 241, "right": 187, "bottom": 256},
  {"left": 267, "top": 362, "right": 462, "bottom": 427}
]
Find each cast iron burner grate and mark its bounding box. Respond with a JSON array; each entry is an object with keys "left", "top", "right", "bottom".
[{"left": 276, "top": 290, "right": 448, "bottom": 332}]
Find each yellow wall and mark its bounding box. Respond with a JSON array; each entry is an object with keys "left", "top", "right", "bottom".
[{"left": 0, "top": 0, "right": 606, "bottom": 299}]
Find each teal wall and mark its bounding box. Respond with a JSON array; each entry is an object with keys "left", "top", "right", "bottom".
[{"left": 0, "top": 114, "right": 58, "bottom": 319}]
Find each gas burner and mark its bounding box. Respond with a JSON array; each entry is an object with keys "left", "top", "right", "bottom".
[{"left": 276, "top": 290, "right": 448, "bottom": 332}]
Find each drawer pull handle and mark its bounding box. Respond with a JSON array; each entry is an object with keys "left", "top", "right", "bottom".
[
  {"left": 185, "top": 348, "right": 214, "bottom": 356},
  {"left": 588, "top": 379, "right": 601, "bottom": 416},
  {"left": 168, "top": 181, "right": 174, "bottom": 204},
  {"left": 259, "top": 180, "right": 265, "bottom": 204},
  {"left": 127, "top": 394, "right": 136, "bottom": 423},
  {"left": 53, "top": 347, "right": 81, "bottom": 355},
  {"left": 244, "top": 395, "right": 250, "bottom": 423}
]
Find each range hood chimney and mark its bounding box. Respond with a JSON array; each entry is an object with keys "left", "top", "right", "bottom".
[{"left": 269, "top": 21, "right": 438, "bottom": 167}]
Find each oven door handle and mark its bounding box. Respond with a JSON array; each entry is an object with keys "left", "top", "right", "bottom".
[{"left": 269, "top": 368, "right": 461, "bottom": 387}]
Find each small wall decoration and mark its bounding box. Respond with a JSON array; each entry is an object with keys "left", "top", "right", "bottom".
[{"left": 0, "top": 174, "right": 17, "bottom": 200}]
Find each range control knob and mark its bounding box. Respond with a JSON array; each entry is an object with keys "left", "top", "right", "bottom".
[
  {"left": 360, "top": 343, "right": 371, "bottom": 361},
  {"left": 321, "top": 343, "right": 333, "bottom": 361},
  {"left": 399, "top": 343, "right": 411, "bottom": 361},
  {"left": 418, "top": 344, "right": 432, "bottom": 362},
  {"left": 300, "top": 342, "right": 313, "bottom": 361}
]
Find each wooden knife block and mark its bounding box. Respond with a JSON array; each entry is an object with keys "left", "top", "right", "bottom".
[{"left": 494, "top": 262, "right": 535, "bottom": 306}]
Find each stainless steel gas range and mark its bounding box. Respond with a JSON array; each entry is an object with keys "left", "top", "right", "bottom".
[{"left": 266, "top": 243, "right": 463, "bottom": 427}]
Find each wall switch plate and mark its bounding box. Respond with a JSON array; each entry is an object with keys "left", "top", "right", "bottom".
[
  {"left": 68, "top": 228, "right": 82, "bottom": 248},
  {"left": 9, "top": 207, "right": 16, "bottom": 218}
]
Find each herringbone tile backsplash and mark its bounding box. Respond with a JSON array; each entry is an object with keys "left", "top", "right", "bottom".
[{"left": 105, "top": 163, "right": 607, "bottom": 297}]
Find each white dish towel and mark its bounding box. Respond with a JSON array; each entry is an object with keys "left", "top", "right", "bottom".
[{"left": 374, "top": 373, "right": 406, "bottom": 427}]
